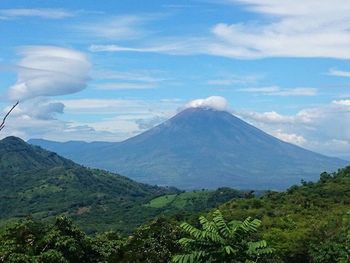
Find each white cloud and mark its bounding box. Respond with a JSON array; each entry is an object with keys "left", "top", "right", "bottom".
[
  {"left": 239, "top": 86, "right": 317, "bottom": 96},
  {"left": 95, "top": 82, "right": 156, "bottom": 90},
  {"left": 89, "top": 39, "right": 203, "bottom": 54},
  {"left": 238, "top": 111, "right": 296, "bottom": 124},
  {"left": 0, "top": 98, "right": 182, "bottom": 142},
  {"left": 185, "top": 96, "right": 229, "bottom": 111},
  {"left": 77, "top": 15, "right": 153, "bottom": 39},
  {"left": 58, "top": 98, "right": 182, "bottom": 139},
  {"left": 90, "top": 1, "right": 350, "bottom": 60},
  {"left": 0, "top": 8, "right": 74, "bottom": 19},
  {"left": 275, "top": 88, "right": 317, "bottom": 96},
  {"left": 61, "top": 99, "right": 149, "bottom": 112},
  {"left": 92, "top": 69, "right": 169, "bottom": 90},
  {"left": 332, "top": 99, "right": 350, "bottom": 106},
  {"left": 207, "top": 74, "right": 260, "bottom": 86},
  {"left": 5, "top": 99, "right": 64, "bottom": 120},
  {"left": 272, "top": 129, "right": 307, "bottom": 146},
  {"left": 209, "top": 0, "right": 350, "bottom": 59},
  {"left": 60, "top": 98, "right": 181, "bottom": 115},
  {"left": 328, "top": 68, "right": 350, "bottom": 78},
  {"left": 1, "top": 46, "right": 93, "bottom": 141},
  {"left": 231, "top": 0, "right": 350, "bottom": 17},
  {"left": 8, "top": 46, "right": 91, "bottom": 101},
  {"left": 238, "top": 100, "right": 350, "bottom": 157},
  {"left": 240, "top": 86, "right": 279, "bottom": 93},
  {"left": 0, "top": 115, "right": 118, "bottom": 143},
  {"left": 94, "top": 69, "right": 167, "bottom": 83}
]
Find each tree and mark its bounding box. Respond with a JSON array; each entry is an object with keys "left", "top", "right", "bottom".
[
  {"left": 0, "top": 216, "right": 119, "bottom": 263},
  {"left": 172, "top": 210, "right": 273, "bottom": 263},
  {"left": 0, "top": 101, "right": 19, "bottom": 131},
  {"left": 122, "top": 217, "right": 183, "bottom": 263}
]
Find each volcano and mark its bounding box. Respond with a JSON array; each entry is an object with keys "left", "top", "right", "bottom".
[{"left": 29, "top": 107, "right": 348, "bottom": 190}]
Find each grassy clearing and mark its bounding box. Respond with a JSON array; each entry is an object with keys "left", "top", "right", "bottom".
[
  {"left": 145, "top": 194, "right": 177, "bottom": 208},
  {"left": 145, "top": 190, "right": 212, "bottom": 209}
]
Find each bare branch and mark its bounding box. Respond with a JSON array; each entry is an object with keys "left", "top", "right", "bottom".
[{"left": 0, "top": 101, "right": 19, "bottom": 132}]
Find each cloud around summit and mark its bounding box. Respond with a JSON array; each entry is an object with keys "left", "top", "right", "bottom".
[{"left": 185, "top": 96, "right": 229, "bottom": 111}]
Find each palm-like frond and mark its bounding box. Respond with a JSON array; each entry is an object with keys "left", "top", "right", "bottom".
[
  {"left": 212, "top": 210, "right": 232, "bottom": 239},
  {"left": 173, "top": 210, "right": 273, "bottom": 263},
  {"left": 172, "top": 250, "right": 208, "bottom": 263}
]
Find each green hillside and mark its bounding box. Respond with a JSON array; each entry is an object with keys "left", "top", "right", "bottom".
[
  {"left": 0, "top": 136, "right": 74, "bottom": 172},
  {"left": 0, "top": 137, "right": 179, "bottom": 233},
  {"left": 0, "top": 136, "right": 245, "bottom": 235}
]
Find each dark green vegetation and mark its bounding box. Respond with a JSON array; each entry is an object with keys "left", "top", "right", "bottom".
[
  {"left": 0, "top": 216, "right": 124, "bottom": 263},
  {"left": 0, "top": 136, "right": 242, "bottom": 234},
  {"left": 0, "top": 211, "right": 273, "bottom": 263},
  {"left": 173, "top": 210, "right": 273, "bottom": 263},
  {"left": 218, "top": 166, "right": 350, "bottom": 262},
  {"left": 29, "top": 108, "right": 347, "bottom": 190},
  {"left": 0, "top": 136, "right": 178, "bottom": 234},
  {"left": 2, "top": 162, "right": 350, "bottom": 262}
]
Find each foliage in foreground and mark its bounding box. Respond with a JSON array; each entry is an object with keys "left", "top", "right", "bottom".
[
  {"left": 0, "top": 216, "right": 123, "bottom": 263},
  {"left": 172, "top": 210, "right": 273, "bottom": 263},
  {"left": 2, "top": 167, "right": 350, "bottom": 262},
  {"left": 0, "top": 212, "right": 272, "bottom": 263},
  {"left": 0, "top": 215, "right": 184, "bottom": 263},
  {"left": 219, "top": 166, "right": 350, "bottom": 262}
]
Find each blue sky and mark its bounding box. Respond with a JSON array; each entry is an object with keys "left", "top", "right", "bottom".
[{"left": 1, "top": 0, "right": 350, "bottom": 159}]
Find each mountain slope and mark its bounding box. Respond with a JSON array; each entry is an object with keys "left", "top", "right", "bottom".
[
  {"left": 0, "top": 137, "right": 178, "bottom": 233},
  {"left": 29, "top": 108, "right": 348, "bottom": 190}
]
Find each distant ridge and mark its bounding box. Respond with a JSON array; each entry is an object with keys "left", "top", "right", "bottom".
[{"left": 29, "top": 107, "right": 348, "bottom": 190}]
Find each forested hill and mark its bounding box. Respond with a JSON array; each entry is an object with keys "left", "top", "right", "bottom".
[
  {"left": 0, "top": 136, "right": 179, "bottom": 233},
  {"left": 217, "top": 166, "right": 350, "bottom": 262},
  {"left": 0, "top": 136, "right": 246, "bottom": 234},
  {"left": 0, "top": 136, "right": 74, "bottom": 172}
]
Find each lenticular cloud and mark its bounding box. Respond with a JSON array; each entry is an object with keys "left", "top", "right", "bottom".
[
  {"left": 8, "top": 46, "right": 91, "bottom": 101},
  {"left": 185, "top": 96, "right": 229, "bottom": 111}
]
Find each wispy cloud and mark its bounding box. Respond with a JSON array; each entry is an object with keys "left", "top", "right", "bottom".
[
  {"left": 239, "top": 86, "right": 317, "bottom": 96},
  {"left": 328, "top": 68, "right": 350, "bottom": 78},
  {"left": 94, "top": 69, "right": 167, "bottom": 83},
  {"left": 60, "top": 98, "right": 181, "bottom": 114},
  {"left": 92, "top": 69, "right": 169, "bottom": 90},
  {"left": 207, "top": 74, "right": 261, "bottom": 86},
  {"left": 209, "top": 0, "right": 350, "bottom": 59},
  {"left": 95, "top": 82, "right": 156, "bottom": 90},
  {"left": 89, "top": 38, "right": 205, "bottom": 54},
  {"left": 0, "top": 8, "right": 74, "bottom": 19},
  {"left": 90, "top": 1, "right": 350, "bottom": 60},
  {"left": 77, "top": 15, "right": 156, "bottom": 39}
]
